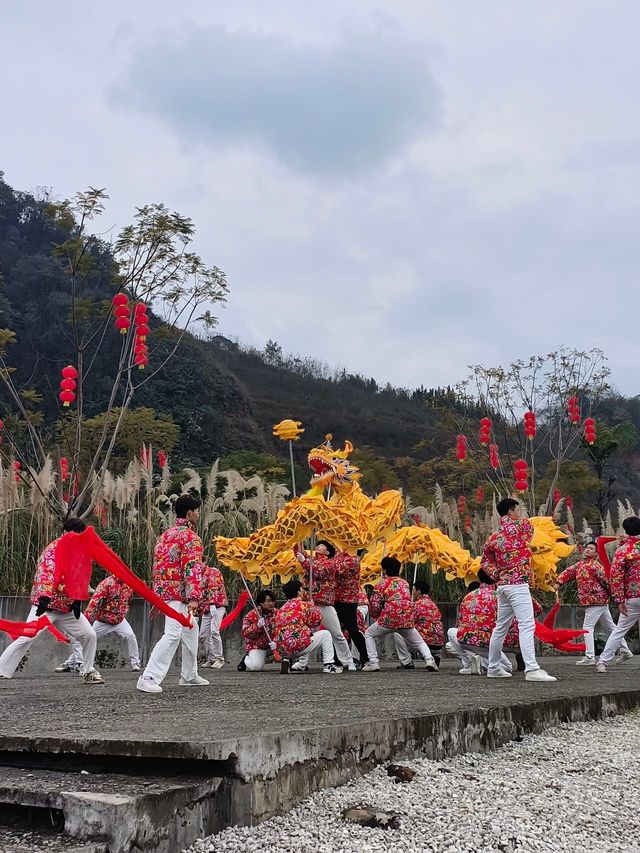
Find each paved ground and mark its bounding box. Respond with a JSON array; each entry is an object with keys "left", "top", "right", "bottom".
[{"left": 0, "top": 657, "right": 638, "bottom": 753}]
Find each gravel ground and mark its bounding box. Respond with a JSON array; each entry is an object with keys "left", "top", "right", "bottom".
[{"left": 187, "top": 713, "right": 640, "bottom": 853}]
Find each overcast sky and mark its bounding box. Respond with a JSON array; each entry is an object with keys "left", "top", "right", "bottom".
[{"left": 1, "top": 1, "right": 639, "bottom": 394}]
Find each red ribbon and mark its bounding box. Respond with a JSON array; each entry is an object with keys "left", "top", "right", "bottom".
[{"left": 0, "top": 614, "right": 70, "bottom": 643}]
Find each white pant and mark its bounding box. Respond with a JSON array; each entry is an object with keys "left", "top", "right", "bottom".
[
  {"left": 63, "top": 620, "right": 140, "bottom": 667},
  {"left": 447, "top": 627, "right": 512, "bottom": 672},
  {"left": 395, "top": 633, "right": 443, "bottom": 666},
  {"left": 319, "top": 605, "right": 354, "bottom": 667},
  {"left": 199, "top": 606, "right": 225, "bottom": 661},
  {"left": 365, "top": 622, "right": 434, "bottom": 665},
  {"left": 599, "top": 598, "right": 640, "bottom": 665},
  {"left": 245, "top": 649, "right": 268, "bottom": 671},
  {"left": 142, "top": 601, "right": 198, "bottom": 685},
  {"left": 295, "top": 629, "right": 334, "bottom": 667},
  {"left": 0, "top": 606, "right": 97, "bottom": 677},
  {"left": 488, "top": 584, "right": 539, "bottom": 674},
  {"left": 582, "top": 605, "right": 630, "bottom": 660}
]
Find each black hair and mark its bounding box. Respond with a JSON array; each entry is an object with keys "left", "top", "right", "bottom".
[
  {"left": 381, "top": 556, "right": 401, "bottom": 576},
  {"left": 477, "top": 568, "right": 495, "bottom": 585},
  {"left": 622, "top": 516, "right": 640, "bottom": 536},
  {"left": 497, "top": 498, "right": 519, "bottom": 517},
  {"left": 175, "top": 493, "right": 201, "bottom": 519},
  {"left": 256, "top": 589, "right": 276, "bottom": 606},
  {"left": 413, "top": 579, "right": 430, "bottom": 595},
  {"left": 282, "top": 580, "right": 302, "bottom": 600},
  {"left": 585, "top": 540, "right": 598, "bottom": 548},
  {"left": 316, "top": 540, "right": 336, "bottom": 558},
  {"left": 467, "top": 581, "right": 481, "bottom": 592},
  {"left": 63, "top": 517, "right": 87, "bottom": 534}
]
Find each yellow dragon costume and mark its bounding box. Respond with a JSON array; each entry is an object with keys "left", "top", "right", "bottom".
[{"left": 214, "top": 436, "right": 572, "bottom": 590}]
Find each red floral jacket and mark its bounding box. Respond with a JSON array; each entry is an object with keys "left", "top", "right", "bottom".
[
  {"left": 334, "top": 553, "right": 361, "bottom": 604},
  {"left": 274, "top": 598, "right": 323, "bottom": 656},
  {"left": 414, "top": 595, "right": 444, "bottom": 647},
  {"left": 481, "top": 517, "right": 534, "bottom": 586},
  {"left": 242, "top": 608, "right": 279, "bottom": 651},
  {"left": 299, "top": 554, "right": 336, "bottom": 606},
  {"left": 199, "top": 565, "right": 228, "bottom": 615},
  {"left": 456, "top": 585, "right": 542, "bottom": 647},
  {"left": 152, "top": 519, "right": 203, "bottom": 604},
  {"left": 29, "top": 538, "right": 74, "bottom": 614},
  {"left": 85, "top": 576, "right": 133, "bottom": 625},
  {"left": 358, "top": 588, "right": 369, "bottom": 607},
  {"left": 369, "top": 577, "right": 414, "bottom": 629},
  {"left": 609, "top": 536, "right": 640, "bottom": 603},
  {"left": 556, "top": 558, "right": 609, "bottom": 606}
]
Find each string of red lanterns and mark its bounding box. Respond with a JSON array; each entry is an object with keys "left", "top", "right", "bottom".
[
  {"left": 523, "top": 410, "right": 536, "bottom": 440},
  {"left": 59, "top": 365, "right": 77, "bottom": 407},
  {"left": 583, "top": 417, "right": 596, "bottom": 445},
  {"left": 157, "top": 450, "right": 168, "bottom": 469},
  {"left": 479, "top": 417, "right": 492, "bottom": 444},
  {"left": 513, "top": 458, "right": 528, "bottom": 492},
  {"left": 456, "top": 495, "right": 466, "bottom": 515},
  {"left": 133, "top": 303, "right": 150, "bottom": 370},
  {"left": 60, "top": 457, "right": 70, "bottom": 482},
  {"left": 567, "top": 396, "right": 581, "bottom": 424},
  {"left": 112, "top": 293, "right": 131, "bottom": 335},
  {"left": 475, "top": 485, "right": 485, "bottom": 503},
  {"left": 456, "top": 434, "right": 468, "bottom": 461},
  {"left": 489, "top": 443, "right": 500, "bottom": 470}
]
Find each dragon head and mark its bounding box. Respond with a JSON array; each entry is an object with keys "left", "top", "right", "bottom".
[{"left": 308, "top": 435, "right": 360, "bottom": 490}]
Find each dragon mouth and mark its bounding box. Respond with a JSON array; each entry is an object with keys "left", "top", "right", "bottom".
[{"left": 309, "top": 455, "right": 334, "bottom": 485}]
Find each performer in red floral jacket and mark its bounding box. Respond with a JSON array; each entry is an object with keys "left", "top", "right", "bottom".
[
  {"left": 333, "top": 550, "right": 368, "bottom": 665},
  {"left": 239, "top": 590, "right": 278, "bottom": 671},
  {"left": 597, "top": 517, "right": 640, "bottom": 671},
  {"left": 394, "top": 580, "right": 444, "bottom": 668},
  {"left": 482, "top": 499, "right": 555, "bottom": 682},
  {"left": 556, "top": 541, "right": 631, "bottom": 665},
  {"left": 137, "top": 495, "right": 206, "bottom": 694},
  {"left": 82, "top": 576, "right": 140, "bottom": 671},
  {"left": 362, "top": 557, "right": 437, "bottom": 672},
  {"left": 274, "top": 580, "right": 339, "bottom": 674},
  {"left": 199, "top": 565, "right": 228, "bottom": 669},
  {"left": 0, "top": 518, "right": 103, "bottom": 684},
  {"left": 296, "top": 541, "right": 355, "bottom": 670}
]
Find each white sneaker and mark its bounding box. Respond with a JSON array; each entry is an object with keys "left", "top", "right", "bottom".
[
  {"left": 347, "top": 663, "right": 357, "bottom": 671},
  {"left": 445, "top": 641, "right": 455, "bottom": 656},
  {"left": 210, "top": 658, "right": 225, "bottom": 669},
  {"left": 596, "top": 662, "right": 608, "bottom": 673},
  {"left": 487, "top": 669, "right": 512, "bottom": 678},
  {"left": 361, "top": 662, "right": 380, "bottom": 672},
  {"left": 131, "top": 663, "right": 141, "bottom": 672},
  {"left": 54, "top": 663, "right": 76, "bottom": 673},
  {"left": 137, "top": 675, "right": 162, "bottom": 694},
  {"left": 424, "top": 657, "right": 439, "bottom": 672},
  {"left": 82, "top": 669, "right": 104, "bottom": 685},
  {"left": 525, "top": 669, "right": 556, "bottom": 682},
  {"left": 201, "top": 660, "right": 213, "bottom": 668},
  {"left": 323, "top": 664, "right": 342, "bottom": 674},
  {"left": 576, "top": 657, "right": 596, "bottom": 666},
  {"left": 470, "top": 655, "right": 483, "bottom": 676},
  {"left": 179, "top": 675, "right": 209, "bottom": 686},
  {"left": 458, "top": 665, "right": 473, "bottom": 675},
  {"left": 614, "top": 649, "right": 634, "bottom": 663},
  {"left": 291, "top": 661, "right": 308, "bottom": 672}
]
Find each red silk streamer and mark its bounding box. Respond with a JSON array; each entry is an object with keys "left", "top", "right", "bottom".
[
  {"left": 53, "top": 527, "right": 191, "bottom": 627},
  {"left": 0, "top": 614, "right": 70, "bottom": 643},
  {"left": 219, "top": 591, "right": 249, "bottom": 630},
  {"left": 534, "top": 602, "right": 586, "bottom": 653},
  {"left": 596, "top": 536, "right": 616, "bottom": 577}
]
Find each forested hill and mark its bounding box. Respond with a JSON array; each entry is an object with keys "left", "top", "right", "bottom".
[{"left": 1, "top": 172, "right": 639, "bottom": 512}]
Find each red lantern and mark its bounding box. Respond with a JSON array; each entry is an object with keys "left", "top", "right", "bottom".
[
  {"left": 134, "top": 353, "right": 149, "bottom": 369},
  {"left": 464, "top": 515, "right": 472, "bottom": 533},
  {"left": 135, "top": 324, "right": 150, "bottom": 337},
  {"left": 523, "top": 411, "right": 537, "bottom": 440},
  {"left": 457, "top": 495, "right": 466, "bottom": 515},
  {"left": 60, "top": 457, "right": 70, "bottom": 482},
  {"left": 134, "top": 302, "right": 148, "bottom": 316},
  {"left": 567, "top": 396, "right": 581, "bottom": 424},
  {"left": 456, "top": 434, "right": 468, "bottom": 462},
  {"left": 60, "top": 378, "right": 76, "bottom": 391},
  {"left": 115, "top": 317, "right": 131, "bottom": 334},
  {"left": 59, "top": 390, "right": 75, "bottom": 406},
  {"left": 61, "top": 365, "right": 77, "bottom": 380},
  {"left": 584, "top": 417, "right": 596, "bottom": 445},
  {"left": 157, "top": 450, "right": 167, "bottom": 469},
  {"left": 489, "top": 443, "right": 500, "bottom": 470},
  {"left": 13, "top": 460, "right": 21, "bottom": 482},
  {"left": 475, "top": 485, "right": 485, "bottom": 503},
  {"left": 479, "top": 417, "right": 492, "bottom": 445},
  {"left": 112, "top": 294, "right": 128, "bottom": 308}
]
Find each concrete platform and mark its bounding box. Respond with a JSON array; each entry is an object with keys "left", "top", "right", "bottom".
[{"left": 1, "top": 658, "right": 639, "bottom": 852}]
